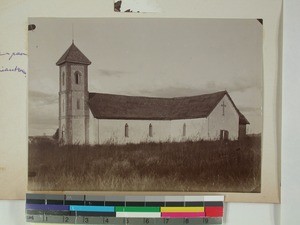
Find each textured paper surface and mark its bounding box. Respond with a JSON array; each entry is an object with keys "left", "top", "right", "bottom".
[{"left": 0, "top": 0, "right": 281, "bottom": 202}]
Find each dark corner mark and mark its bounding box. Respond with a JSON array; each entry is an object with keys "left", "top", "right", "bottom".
[
  {"left": 257, "top": 19, "right": 263, "bottom": 25},
  {"left": 114, "top": 1, "right": 122, "bottom": 12},
  {"left": 114, "top": 1, "right": 138, "bottom": 13},
  {"left": 28, "top": 24, "right": 36, "bottom": 31}
]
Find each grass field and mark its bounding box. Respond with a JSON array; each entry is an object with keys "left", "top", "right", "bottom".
[{"left": 28, "top": 136, "right": 261, "bottom": 192}]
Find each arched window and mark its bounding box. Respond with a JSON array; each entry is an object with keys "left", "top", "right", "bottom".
[
  {"left": 62, "top": 72, "right": 65, "bottom": 86},
  {"left": 74, "top": 71, "right": 80, "bottom": 84},
  {"left": 149, "top": 123, "right": 153, "bottom": 137},
  {"left": 183, "top": 123, "right": 186, "bottom": 137},
  {"left": 125, "top": 123, "right": 129, "bottom": 137},
  {"left": 62, "top": 99, "right": 64, "bottom": 113},
  {"left": 77, "top": 99, "right": 80, "bottom": 109}
]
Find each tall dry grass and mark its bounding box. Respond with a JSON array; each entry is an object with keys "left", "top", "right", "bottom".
[{"left": 28, "top": 136, "right": 261, "bottom": 192}]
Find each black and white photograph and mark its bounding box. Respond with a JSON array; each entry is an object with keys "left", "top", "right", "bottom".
[{"left": 28, "top": 18, "right": 262, "bottom": 192}]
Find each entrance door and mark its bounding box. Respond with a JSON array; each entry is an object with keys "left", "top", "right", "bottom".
[
  {"left": 220, "top": 130, "right": 229, "bottom": 140},
  {"left": 224, "top": 130, "right": 229, "bottom": 140}
]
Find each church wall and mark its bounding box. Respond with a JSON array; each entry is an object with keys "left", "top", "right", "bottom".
[
  {"left": 87, "top": 95, "right": 241, "bottom": 144},
  {"left": 71, "top": 92, "right": 85, "bottom": 116},
  {"left": 238, "top": 124, "right": 247, "bottom": 139},
  {"left": 59, "top": 65, "right": 67, "bottom": 143},
  {"left": 71, "top": 117, "right": 86, "bottom": 144},
  {"left": 60, "top": 118, "right": 66, "bottom": 141},
  {"left": 59, "top": 92, "right": 66, "bottom": 140},
  {"left": 61, "top": 64, "right": 89, "bottom": 144},
  {"left": 70, "top": 65, "right": 85, "bottom": 91},
  {"left": 170, "top": 118, "right": 208, "bottom": 141},
  {"left": 89, "top": 116, "right": 172, "bottom": 145},
  {"left": 60, "top": 65, "right": 67, "bottom": 92},
  {"left": 99, "top": 119, "right": 171, "bottom": 145},
  {"left": 88, "top": 114, "right": 210, "bottom": 145},
  {"left": 89, "top": 111, "right": 97, "bottom": 144},
  {"left": 207, "top": 95, "right": 239, "bottom": 140}
]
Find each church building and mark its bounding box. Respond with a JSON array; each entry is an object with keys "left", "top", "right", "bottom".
[{"left": 56, "top": 43, "right": 249, "bottom": 145}]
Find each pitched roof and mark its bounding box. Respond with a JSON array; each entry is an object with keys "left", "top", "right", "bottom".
[
  {"left": 225, "top": 94, "right": 250, "bottom": 125},
  {"left": 56, "top": 43, "right": 91, "bottom": 66},
  {"left": 238, "top": 113, "right": 249, "bottom": 124},
  {"left": 88, "top": 91, "right": 249, "bottom": 124}
]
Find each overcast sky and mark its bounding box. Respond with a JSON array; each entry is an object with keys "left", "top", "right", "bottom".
[{"left": 29, "top": 18, "right": 263, "bottom": 136}]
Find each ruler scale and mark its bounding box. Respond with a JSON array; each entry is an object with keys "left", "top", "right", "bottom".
[{"left": 26, "top": 194, "right": 224, "bottom": 224}]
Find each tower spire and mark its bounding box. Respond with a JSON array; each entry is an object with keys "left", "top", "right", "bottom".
[{"left": 57, "top": 42, "right": 91, "bottom": 145}]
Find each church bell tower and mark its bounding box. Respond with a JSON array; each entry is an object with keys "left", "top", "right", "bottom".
[{"left": 56, "top": 42, "right": 91, "bottom": 144}]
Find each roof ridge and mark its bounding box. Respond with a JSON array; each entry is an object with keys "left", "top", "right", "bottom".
[
  {"left": 87, "top": 90, "right": 245, "bottom": 121},
  {"left": 171, "top": 90, "right": 227, "bottom": 99},
  {"left": 199, "top": 91, "right": 227, "bottom": 117},
  {"left": 89, "top": 90, "right": 227, "bottom": 100}
]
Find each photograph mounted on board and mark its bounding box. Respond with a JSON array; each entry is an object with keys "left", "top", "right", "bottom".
[{"left": 28, "top": 18, "right": 262, "bottom": 192}]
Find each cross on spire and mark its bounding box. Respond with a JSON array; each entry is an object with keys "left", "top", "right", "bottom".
[{"left": 221, "top": 101, "right": 226, "bottom": 116}]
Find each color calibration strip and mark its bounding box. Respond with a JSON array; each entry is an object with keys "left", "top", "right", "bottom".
[{"left": 26, "top": 194, "right": 224, "bottom": 224}]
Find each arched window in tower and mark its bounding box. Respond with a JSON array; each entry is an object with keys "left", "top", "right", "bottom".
[
  {"left": 125, "top": 123, "right": 129, "bottom": 137},
  {"left": 149, "top": 123, "right": 153, "bottom": 137},
  {"left": 62, "top": 72, "right": 65, "bottom": 86},
  {"left": 74, "top": 71, "right": 81, "bottom": 84},
  {"left": 62, "top": 99, "right": 64, "bottom": 113},
  {"left": 77, "top": 99, "right": 80, "bottom": 110},
  {"left": 183, "top": 123, "right": 186, "bottom": 137}
]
